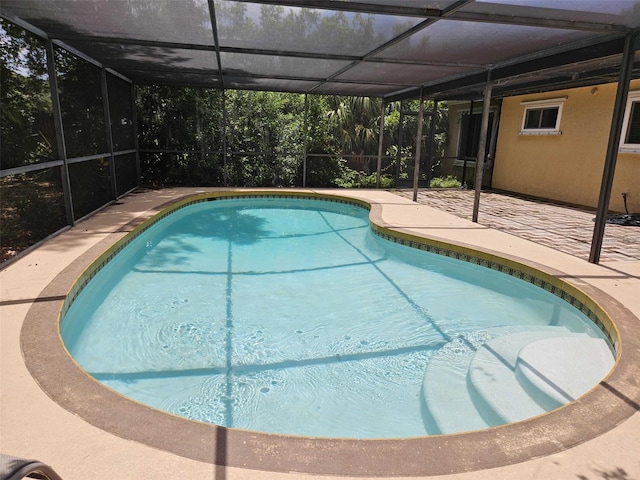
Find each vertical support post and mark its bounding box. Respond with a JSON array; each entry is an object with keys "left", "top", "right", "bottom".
[
  {"left": 485, "top": 100, "right": 501, "bottom": 187},
  {"left": 195, "top": 88, "right": 206, "bottom": 164},
  {"left": 302, "top": 93, "right": 309, "bottom": 188},
  {"left": 412, "top": 89, "right": 425, "bottom": 202},
  {"left": 425, "top": 99, "right": 438, "bottom": 188},
  {"left": 590, "top": 33, "right": 636, "bottom": 264},
  {"left": 131, "top": 83, "right": 141, "bottom": 185},
  {"left": 472, "top": 73, "right": 493, "bottom": 223},
  {"left": 46, "top": 40, "right": 74, "bottom": 225},
  {"left": 396, "top": 105, "right": 404, "bottom": 182},
  {"left": 461, "top": 99, "right": 474, "bottom": 186},
  {"left": 376, "top": 100, "right": 386, "bottom": 188},
  {"left": 222, "top": 89, "right": 229, "bottom": 186},
  {"left": 101, "top": 69, "right": 118, "bottom": 199}
]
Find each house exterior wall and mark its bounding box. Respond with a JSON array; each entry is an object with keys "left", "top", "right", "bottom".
[{"left": 492, "top": 81, "right": 640, "bottom": 213}]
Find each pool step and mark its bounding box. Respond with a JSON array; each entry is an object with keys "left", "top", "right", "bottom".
[
  {"left": 423, "top": 326, "right": 615, "bottom": 435},
  {"left": 422, "top": 326, "right": 570, "bottom": 435},
  {"left": 516, "top": 336, "right": 614, "bottom": 406},
  {"left": 467, "top": 331, "right": 592, "bottom": 424}
]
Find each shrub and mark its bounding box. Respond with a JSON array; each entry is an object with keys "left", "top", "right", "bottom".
[{"left": 430, "top": 175, "right": 461, "bottom": 188}]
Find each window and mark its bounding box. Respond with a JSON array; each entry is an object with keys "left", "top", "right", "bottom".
[
  {"left": 619, "top": 91, "right": 640, "bottom": 152},
  {"left": 519, "top": 97, "right": 566, "bottom": 135}
]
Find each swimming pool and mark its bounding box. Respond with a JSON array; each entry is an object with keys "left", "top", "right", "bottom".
[{"left": 60, "top": 194, "right": 615, "bottom": 439}]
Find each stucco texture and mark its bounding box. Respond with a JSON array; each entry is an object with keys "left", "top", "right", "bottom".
[{"left": 492, "top": 81, "right": 640, "bottom": 213}]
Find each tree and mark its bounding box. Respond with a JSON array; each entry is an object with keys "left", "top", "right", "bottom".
[{"left": 0, "top": 19, "right": 56, "bottom": 169}]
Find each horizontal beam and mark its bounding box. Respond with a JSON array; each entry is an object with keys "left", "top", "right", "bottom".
[
  {"left": 224, "top": 0, "right": 626, "bottom": 33},
  {"left": 229, "top": 0, "right": 444, "bottom": 18},
  {"left": 50, "top": 34, "right": 486, "bottom": 69},
  {"left": 449, "top": 11, "right": 628, "bottom": 33},
  {"left": 0, "top": 160, "right": 64, "bottom": 177},
  {"left": 386, "top": 36, "right": 630, "bottom": 101},
  {"left": 492, "top": 37, "right": 627, "bottom": 80}
]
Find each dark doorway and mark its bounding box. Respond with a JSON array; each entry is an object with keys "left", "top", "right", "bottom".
[{"left": 458, "top": 110, "right": 497, "bottom": 188}]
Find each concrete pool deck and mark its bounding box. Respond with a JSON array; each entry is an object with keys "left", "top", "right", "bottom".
[{"left": 1, "top": 187, "right": 638, "bottom": 479}]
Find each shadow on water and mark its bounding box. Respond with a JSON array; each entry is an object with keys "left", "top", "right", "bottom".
[
  {"left": 155, "top": 209, "right": 272, "bottom": 246},
  {"left": 137, "top": 209, "right": 271, "bottom": 268},
  {"left": 88, "top": 341, "right": 444, "bottom": 382},
  {"left": 178, "top": 209, "right": 271, "bottom": 245}
]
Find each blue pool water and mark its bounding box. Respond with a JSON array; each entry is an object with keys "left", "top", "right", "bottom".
[{"left": 61, "top": 197, "right": 613, "bottom": 438}]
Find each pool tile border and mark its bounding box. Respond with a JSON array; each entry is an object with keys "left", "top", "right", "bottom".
[
  {"left": 370, "top": 226, "right": 619, "bottom": 351},
  {"left": 64, "top": 191, "right": 617, "bottom": 354}
]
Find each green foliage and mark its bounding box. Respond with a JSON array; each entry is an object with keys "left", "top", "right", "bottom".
[
  {"left": 134, "top": 86, "right": 450, "bottom": 189},
  {"left": 54, "top": 48, "right": 108, "bottom": 158},
  {"left": 1, "top": 170, "right": 66, "bottom": 262},
  {"left": 334, "top": 161, "right": 395, "bottom": 189},
  {"left": 0, "top": 19, "right": 57, "bottom": 169},
  {"left": 430, "top": 175, "right": 462, "bottom": 188},
  {"left": 326, "top": 96, "right": 382, "bottom": 157},
  {"left": 130, "top": 6, "right": 448, "bottom": 190},
  {"left": 136, "top": 86, "right": 345, "bottom": 188}
]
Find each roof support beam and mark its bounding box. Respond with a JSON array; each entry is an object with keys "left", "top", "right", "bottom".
[
  {"left": 376, "top": 100, "right": 386, "bottom": 188},
  {"left": 45, "top": 39, "right": 74, "bottom": 226},
  {"left": 589, "top": 33, "right": 637, "bottom": 264},
  {"left": 388, "top": 37, "right": 628, "bottom": 102},
  {"left": 472, "top": 72, "right": 493, "bottom": 223},
  {"left": 302, "top": 93, "right": 309, "bottom": 188},
  {"left": 449, "top": 11, "right": 627, "bottom": 33},
  {"left": 207, "top": 0, "right": 225, "bottom": 89},
  {"left": 130, "top": 84, "right": 141, "bottom": 185},
  {"left": 230, "top": 0, "right": 443, "bottom": 18},
  {"left": 234, "top": 0, "right": 627, "bottom": 33},
  {"left": 100, "top": 68, "right": 118, "bottom": 200},
  {"left": 222, "top": 89, "right": 229, "bottom": 186},
  {"left": 425, "top": 99, "right": 438, "bottom": 188},
  {"left": 412, "top": 89, "right": 425, "bottom": 202}
]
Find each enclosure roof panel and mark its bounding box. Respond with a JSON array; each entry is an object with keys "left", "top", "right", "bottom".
[{"left": 2, "top": 0, "right": 640, "bottom": 99}]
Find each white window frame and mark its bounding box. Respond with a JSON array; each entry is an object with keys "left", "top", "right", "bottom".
[
  {"left": 619, "top": 90, "right": 640, "bottom": 153},
  {"left": 519, "top": 97, "right": 566, "bottom": 136}
]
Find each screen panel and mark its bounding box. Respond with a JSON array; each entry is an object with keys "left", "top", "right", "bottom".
[
  {"left": 68, "top": 42, "right": 219, "bottom": 73},
  {"left": 68, "top": 157, "right": 112, "bottom": 218},
  {"left": 0, "top": 19, "right": 57, "bottom": 170},
  {"left": 221, "top": 52, "right": 351, "bottom": 79},
  {"left": 0, "top": 0, "right": 215, "bottom": 46},
  {"left": 374, "top": 20, "right": 603, "bottom": 65},
  {"left": 214, "top": 0, "right": 424, "bottom": 56},
  {"left": 114, "top": 153, "right": 138, "bottom": 195},
  {"left": 107, "top": 74, "right": 135, "bottom": 151},
  {"left": 336, "top": 61, "right": 476, "bottom": 86},
  {"left": 0, "top": 168, "right": 66, "bottom": 260},
  {"left": 55, "top": 46, "right": 107, "bottom": 159},
  {"left": 468, "top": 0, "right": 640, "bottom": 27}
]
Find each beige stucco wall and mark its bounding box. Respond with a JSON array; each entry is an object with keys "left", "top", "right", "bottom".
[{"left": 492, "top": 81, "right": 640, "bottom": 213}]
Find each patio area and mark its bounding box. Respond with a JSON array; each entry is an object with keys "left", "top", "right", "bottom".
[{"left": 394, "top": 189, "right": 640, "bottom": 263}]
